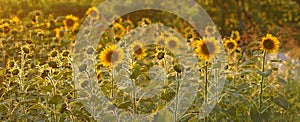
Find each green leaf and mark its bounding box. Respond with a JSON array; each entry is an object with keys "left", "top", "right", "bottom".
[
  {"left": 118, "top": 101, "right": 131, "bottom": 109},
  {"left": 40, "top": 85, "right": 53, "bottom": 92},
  {"left": 157, "top": 109, "right": 174, "bottom": 122},
  {"left": 272, "top": 95, "right": 290, "bottom": 110},
  {"left": 250, "top": 109, "right": 269, "bottom": 121},
  {"left": 30, "top": 103, "right": 44, "bottom": 110},
  {"left": 130, "top": 67, "right": 140, "bottom": 79},
  {"left": 277, "top": 77, "right": 288, "bottom": 85},
  {"left": 160, "top": 91, "right": 175, "bottom": 101},
  {"left": 256, "top": 69, "right": 272, "bottom": 77},
  {"left": 48, "top": 95, "right": 63, "bottom": 104}
]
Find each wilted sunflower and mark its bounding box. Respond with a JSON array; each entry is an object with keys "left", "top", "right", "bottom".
[
  {"left": 205, "top": 25, "right": 217, "bottom": 35},
  {"left": 63, "top": 15, "right": 79, "bottom": 31},
  {"left": 113, "top": 23, "right": 126, "bottom": 39},
  {"left": 99, "top": 45, "right": 124, "bottom": 68},
  {"left": 166, "top": 36, "right": 180, "bottom": 50},
  {"left": 131, "top": 41, "right": 146, "bottom": 60},
  {"left": 85, "top": 7, "right": 100, "bottom": 19},
  {"left": 1, "top": 23, "right": 11, "bottom": 36},
  {"left": 155, "top": 36, "right": 167, "bottom": 47},
  {"left": 260, "top": 34, "right": 280, "bottom": 53},
  {"left": 195, "top": 37, "right": 220, "bottom": 61},
  {"left": 231, "top": 31, "right": 240, "bottom": 41},
  {"left": 224, "top": 38, "right": 238, "bottom": 52}
]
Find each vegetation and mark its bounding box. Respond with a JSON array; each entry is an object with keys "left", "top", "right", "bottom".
[{"left": 0, "top": 0, "right": 299, "bottom": 121}]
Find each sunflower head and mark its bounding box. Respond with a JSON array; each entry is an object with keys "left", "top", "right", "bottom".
[
  {"left": 205, "top": 25, "right": 217, "bottom": 35},
  {"left": 231, "top": 31, "right": 240, "bottom": 41},
  {"left": 54, "top": 28, "right": 65, "bottom": 38},
  {"left": 11, "top": 17, "right": 21, "bottom": 25},
  {"left": 224, "top": 38, "right": 238, "bottom": 52},
  {"left": 63, "top": 15, "right": 79, "bottom": 31},
  {"left": 260, "top": 34, "right": 280, "bottom": 53},
  {"left": 138, "top": 18, "right": 152, "bottom": 26},
  {"left": 1, "top": 23, "right": 11, "bottom": 36},
  {"left": 166, "top": 36, "right": 180, "bottom": 50},
  {"left": 99, "top": 45, "right": 124, "bottom": 68},
  {"left": 155, "top": 36, "right": 167, "bottom": 47},
  {"left": 85, "top": 7, "right": 100, "bottom": 19},
  {"left": 113, "top": 23, "right": 126, "bottom": 39},
  {"left": 194, "top": 37, "right": 220, "bottom": 61},
  {"left": 131, "top": 41, "right": 147, "bottom": 60}
]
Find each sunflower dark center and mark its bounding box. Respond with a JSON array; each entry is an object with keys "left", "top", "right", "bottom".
[
  {"left": 227, "top": 42, "right": 235, "bottom": 49},
  {"left": 134, "top": 45, "right": 143, "bottom": 55},
  {"left": 168, "top": 40, "right": 177, "bottom": 48},
  {"left": 59, "top": 30, "right": 64, "bottom": 37},
  {"left": 66, "top": 19, "right": 75, "bottom": 27},
  {"left": 90, "top": 11, "right": 98, "bottom": 17},
  {"left": 106, "top": 50, "right": 119, "bottom": 63},
  {"left": 263, "top": 39, "right": 274, "bottom": 49},
  {"left": 201, "top": 42, "right": 215, "bottom": 55},
  {"left": 3, "top": 26, "right": 10, "bottom": 34},
  {"left": 207, "top": 27, "right": 213, "bottom": 33}
]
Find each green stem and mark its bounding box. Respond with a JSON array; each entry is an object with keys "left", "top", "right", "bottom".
[
  {"left": 259, "top": 51, "right": 266, "bottom": 112},
  {"left": 175, "top": 73, "right": 180, "bottom": 122},
  {"left": 205, "top": 62, "right": 208, "bottom": 104},
  {"left": 204, "top": 61, "right": 208, "bottom": 122},
  {"left": 110, "top": 69, "right": 114, "bottom": 98}
]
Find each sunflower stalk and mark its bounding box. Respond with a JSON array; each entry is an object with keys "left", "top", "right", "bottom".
[
  {"left": 259, "top": 50, "right": 266, "bottom": 112},
  {"left": 205, "top": 62, "right": 208, "bottom": 104},
  {"left": 174, "top": 72, "right": 180, "bottom": 122}
]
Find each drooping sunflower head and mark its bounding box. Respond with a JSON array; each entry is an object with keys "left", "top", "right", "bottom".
[
  {"left": 194, "top": 37, "right": 220, "bottom": 61},
  {"left": 155, "top": 36, "right": 167, "bottom": 47},
  {"left": 260, "top": 34, "right": 280, "bottom": 53},
  {"left": 85, "top": 7, "right": 100, "bottom": 19},
  {"left": 131, "top": 41, "right": 147, "bottom": 60},
  {"left": 99, "top": 45, "right": 124, "bottom": 68},
  {"left": 63, "top": 15, "right": 79, "bottom": 31},
  {"left": 205, "top": 25, "right": 217, "bottom": 35},
  {"left": 231, "top": 31, "right": 240, "bottom": 41},
  {"left": 166, "top": 36, "right": 180, "bottom": 50},
  {"left": 224, "top": 38, "right": 238, "bottom": 52},
  {"left": 1, "top": 23, "right": 11, "bottom": 36}
]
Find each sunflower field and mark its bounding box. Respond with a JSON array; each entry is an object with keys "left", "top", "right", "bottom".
[{"left": 1, "top": 0, "right": 300, "bottom": 122}]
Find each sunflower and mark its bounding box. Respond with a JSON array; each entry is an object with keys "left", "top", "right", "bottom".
[
  {"left": 99, "top": 45, "right": 124, "bottom": 68},
  {"left": 85, "top": 7, "right": 100, "bottom": 19},
  {"left": 194, "top": 37, "right": 220, "bottom": 61},
  {"left": 113, "top": 23, "right": 126, "bottom": 39},
  {"left": 138, "top": 18, "right": 152, "bottom": 26},
  {"left": 11, "top": 17, "right": 21, "bottom": 25},
  {"left": 63, "top": 15, "right": 79, "bottom": 31},
  {"left": 166, "top": 36, "right": 180, "bottom": 50},
  {"left": 260, "top": 34, "right": 280, "bottom": 53},
  {"left": 205, "top": 25, "right": 217, "bottom": 35},
  {"left": 1, "top": 23, "right": 11, "bottom": 36},
  {"left": 155, "top": 36, "right": 167, "bottom": 47},
  {"left": 131, "top": 41, "right": 147, "bottom": 60},
  {"left": 231, "top": 31, "right": 240, "bottom": 41},
  {"left": 224, "top": 38, "right": 238, "bottom": 52},
  {"left": 54, "top": 28, "right": 65, "bottom": 38}
]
